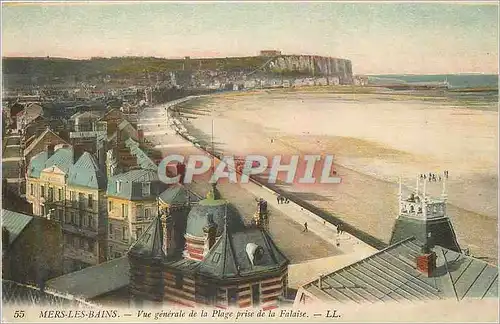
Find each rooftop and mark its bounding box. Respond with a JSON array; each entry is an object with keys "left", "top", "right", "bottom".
[
  {"left": 45, "top": 257, "right": 129, "bottom": 300},
  {"left": 301, "top": 237, "right": 498, "bottom": 303},
  {"left": 2, "top": 209, "right": 33, "bottom": 245}
]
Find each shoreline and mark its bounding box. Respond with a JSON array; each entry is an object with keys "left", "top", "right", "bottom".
[{"left": 167, "top": 91, "right": 498, "bottom": 264}]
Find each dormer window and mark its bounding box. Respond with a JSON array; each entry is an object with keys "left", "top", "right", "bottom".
[
  {"left": 142, "top": 182, "right": 151, "bottom": 196},
  {"left": 116, "top": 180, "right": 121, "bottom": 193}
]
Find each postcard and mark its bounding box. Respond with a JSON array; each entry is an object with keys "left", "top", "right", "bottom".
[{"left": 1, "top": 1, "right": 498, "bottom": 323}]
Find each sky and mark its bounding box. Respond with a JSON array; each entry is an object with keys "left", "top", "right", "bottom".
[{"left": 1, "top": 1, "right": 498, "bottom": 74}]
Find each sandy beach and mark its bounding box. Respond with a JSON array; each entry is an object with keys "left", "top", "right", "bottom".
[{"left": 176, "top": 89, "right": 498, "bottom": 263}]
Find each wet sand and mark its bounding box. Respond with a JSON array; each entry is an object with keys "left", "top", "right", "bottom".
[{"left": 176, "top": 90, "right": 498, "bottom": 263}]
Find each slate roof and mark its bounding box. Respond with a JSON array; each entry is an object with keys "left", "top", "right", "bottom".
[
  {"left": 67, "top": 152, "right": 107, "bottom": 190},
  {"left": 128, "top": 216, "right": 165, "bottom": 259},
  {"left": 107, "top": 169, "right": 167, "bottom": 200},
  {"left": 198, "top": 225, "right": 289, "bottom": 279},
  {"left": 390, "top": 214, "right": 461, "bottom": 253},
  {"left": 185, "top": 195, "right": 245, "bottom": 237},
  {"left": 159, "top": 184, "right": 201, "bottom": 206},
  {"left": 27, "top": 148, "right": 73, "bottom": 178},
  {"left": 24, "top": 127, "right": 68, "bottom": 157},
  {"left": 3, "top": 280, "right": 94, "bottom": 307},
  {"left": 125, "top": 138, "right": 157, "bottom": 171},
  {"left": 301, "top": 237, "right": 498, "bottom": 303},
  {"left": 46, "top": 257, "right": 129, "bottom": 300},
  {"left": 2, "top": 210, "right": 33, "bottom": 245}
]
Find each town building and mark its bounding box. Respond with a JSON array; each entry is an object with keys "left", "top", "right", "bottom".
[
  {"left": 128, "top": 184, "right": 289, "bottom": 309},
  {"left": 23, "top": 127, "right": 70, "bottom": 169},
  {"left": 15, "top": 102, "right": 43, "bottom": 132},
  {"left": 2, "top": 209, "right": 63, "bottom": 285},
  {"left": 25, "top": 145, "right": 108, "bottom": 273},
  {"left": 106, "top": 169, "right": 168, "bottom": 260}
]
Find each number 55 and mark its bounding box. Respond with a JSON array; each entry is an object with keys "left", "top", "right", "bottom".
[{"left": 14, "top": 310, "right": 25, "bottom": 318}]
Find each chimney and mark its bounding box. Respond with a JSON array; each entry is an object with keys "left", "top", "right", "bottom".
[
  {"left": 2, "top": 227, "right": 10, "bottom": 251},
  {"left": 72, "top": 144, "right": 85, "bottom": 164},
  {"left": 46, "top": 144, "right": 55, "bottom": 159},
  {"left": 203, "top": 213, "right": 218, "bottom": 252},
  {"left": 416, "top": 245, "right": 437, "bottom": 277},
  {"left": 137, "top": 129, "right": 144, "bottom": 143}
]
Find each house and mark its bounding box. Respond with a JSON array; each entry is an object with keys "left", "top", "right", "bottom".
[
  {"left": 2, "top": 209, "right": 63, "bottom": 285},
  {"left": 70, "top": 111, "right": 105, "bottom": 132},
  {"left": 25, "top": 145, "right": 108, "bottom": 273},
  {"left": 106, "top": 169, "right": 168, "bottom": 260},
  {"left": 128, "top": 184, "right": 289, "bottom": 309},
  {"left": 16, "top": 103, "right": 43, "bottom": 132},
  {"left": 23, "top": 128, "right": 70, "bottom": 168}
]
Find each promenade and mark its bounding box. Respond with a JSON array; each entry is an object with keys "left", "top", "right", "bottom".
[{"left": 139, "top": 102, "right": 378, "bottom": 287}]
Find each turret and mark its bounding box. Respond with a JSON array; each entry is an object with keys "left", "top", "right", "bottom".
[{"left": 390, "top": 174, "right": 461, "bottom": 252}]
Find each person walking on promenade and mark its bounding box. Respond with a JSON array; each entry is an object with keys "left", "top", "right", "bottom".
[
  {"left": 337, "top": 223, "right": 343, "bottom": 235},
  {"left": 277, "top": 195, "right": 281, "bottom": 204},
  {"left": 303, "top": 222, "right": 308, "bottom": 232}
]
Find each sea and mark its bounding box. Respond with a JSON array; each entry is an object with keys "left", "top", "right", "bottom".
[{"left": 368, "top": 74, "right": 498, "bottom": 89}]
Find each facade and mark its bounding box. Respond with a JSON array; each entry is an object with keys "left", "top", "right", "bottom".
[
  {"left": 106, "top": 169, "right": 168, "bottom": 259},
  {"left": 25, "top": 145, "right": 108, "bottom": 273},
  {"left": 2, "top": 210, "right": 63, "bottom": 285},
  {"left": 128, "top": 184, "right": 289, "bottom": 309}
]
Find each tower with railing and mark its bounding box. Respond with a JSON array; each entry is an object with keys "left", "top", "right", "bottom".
[{"left": 390, "top": 175, "right": 461, "bottom": 252}]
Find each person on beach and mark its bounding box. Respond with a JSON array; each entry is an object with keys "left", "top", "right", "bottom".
[
  {"left": 303, "top": 222, "right": 308, "bottom": 232},
  {"left": 337, "top": 223, "right": 343, "bottom": 235},
  {"left": 276, "top": 195, "right": 281, "bottom": 204}
]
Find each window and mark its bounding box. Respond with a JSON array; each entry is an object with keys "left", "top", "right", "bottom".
[
  {"left": 145, "top": 208, "right": 151, "bottom": 219},
  {"left": 88, "top": 240, "right": 94, "bottom": 253},
  {"left": 252, "top": 284, "right": 260, "bottom": 306},
  {"left": 73, "top": 237, "right": 79, "bottom": 248},
  {"left": 41, "top": 186, "right": 45, "bottom": 198},
  {"left": 87, "top": 215, "right": 92, "bottom": 228},
  {"left": 71, "top": 212, "right": 76, "bottom": 224},
  {"left": 41, "top": 205, "right": 45, "bottom": 216},
  {"left": 122, "top": 204, "right": 128, "bottom": 218},
  {"left": 122, "top": 227, "right": 128, "bottom": 241},
  {"left": 88, "top": 194, "right": 93, "bottom": 208},
  {"left": 136, "top": 227, "right": 142, "bottom": 239},
  {"left": 142, "top": 182, "right": 151, "bottom": 196},
  {"left": 79, "top": 238, "right": 85, "bottom": 249},
  {"left": 79, "top": 193, "right": 85, "bottom": 205},
  {"left": 48, "top": 188, "right": 53, "bottom": 201},
  {"left": 175, "top": 274, "right": 183, "bottom": 289},
  {"left": 137, "top": 204, "right": 144, "bottom": 220},
  {"left": 109, "top": 224, "right": 113, "bottom": 235},
  {"left": 58, "top": 188, "right": 62, "bottom": 200},
  {"left": 81, "top": 215, "right": 86, "bottom": 227},
  {"left": 228, "top": 288, "right": 238, "bottom": 306},
  {"left": 30, "top": 184, "right": 34, "bottom": 195},
  {"left": 116, "top": 181, "right": 121, "bottom": 193},
  {"left": 108, "top": 200, "right": 113, "bottom": 212}
]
